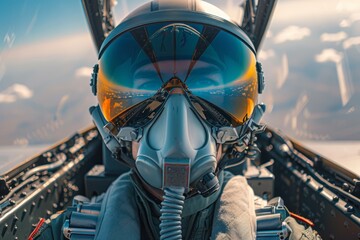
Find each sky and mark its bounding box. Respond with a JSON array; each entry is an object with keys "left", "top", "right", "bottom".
[
  {"left": 0, "top": 0, "right": 97, "bottom": 146},
  {"left": 0, "top": 0, "right": 360, "bottom": 148},
  {"left": 258, "top": 0, "right": 360, "bottom": 141},
  {"left": 0, "top": 1, "right": 87, "bottom": 46}
]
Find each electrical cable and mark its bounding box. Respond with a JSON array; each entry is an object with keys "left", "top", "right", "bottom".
[
  {"left": 28, "top": 218, "right": 45, "bottom": 240},
  {"left": 289, "top": 212, "right": 314, "bottom": 227}
]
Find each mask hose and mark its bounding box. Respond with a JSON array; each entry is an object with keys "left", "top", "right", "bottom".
[{"left": 159, "top": 187, "right": 185, "bottom": 240}]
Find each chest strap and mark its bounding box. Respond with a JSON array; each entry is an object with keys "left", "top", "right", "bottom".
[
  {"left": 256, "top": 197, "right": 292, "bottom": 240},
  {"left": 63, "top": 195, "right": 294, "bottom": 239},
  {"left": 62, "top": 197, "right": 101, "bottom": 240}
]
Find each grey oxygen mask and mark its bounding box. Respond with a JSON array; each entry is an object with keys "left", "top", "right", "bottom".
[
  {"left": 90, "top": 87, "right": 221, "bottom": 197},
  {"left": 135, "top": 89, "right": 220, "bottom": 197},
  {"left": 90, "top": 86, "right": 267, "bottom": 197}
]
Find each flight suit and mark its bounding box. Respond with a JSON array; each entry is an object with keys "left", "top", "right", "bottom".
[{"left": 33, "top": 171, "right": 321, "bottom": 240}]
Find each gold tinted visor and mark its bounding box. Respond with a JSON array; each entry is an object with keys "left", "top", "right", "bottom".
[{"left": 97, "top": 22, "right": 258, "bottom": 127}]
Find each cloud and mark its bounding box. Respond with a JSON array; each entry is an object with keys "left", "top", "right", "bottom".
[
  {"left": 2, "top": 33, "right": 94, "bottom": 63},
  {"left": 315, "top": 49, "right": 353, "bottom": 106},
  {"left": 114, "top": 0, "right": 129, "bottom": 24},
  {"left": 55, "top": 95, "right": 69, "bottom": 120},
  {"left": 266, "top": 31, "right": 273, "bottom": 39},
  {"left": 336, "top": 1, "right": 360, "bottom": 12},
  {"left": 75, "top": 67, "right": 93, "bottom": 78},
  {"left": 258, "top": 49, "right": 275, "bottom": 61},
  {"left": 120, "top": 0, "right": 129, "bottom": 17},
  {"left": 340, "top": 13, "right": 360, "bottom": 27},
  {"left": 276, "top": 54, "right": 288, "bottom": 89},
  {"left": 274, "top": 26, "right": 311, "bottom": 44},
  {"left": 0, "top": 84, "right": 33, "bottom": 103},
  {"left": 343, "top": 37, "right": 360, "bottom": 49},
  {"left": 315, "top": 48, "right": 342, "bottom": 63},
  {"left": 284, "top": 93, "right": 309, "bottom": 130},
  {"left": 321, "top": 31, "right": 347, "bottom": 42}
]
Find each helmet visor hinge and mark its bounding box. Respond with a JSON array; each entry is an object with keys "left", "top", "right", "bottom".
[
  {"left": 90, "top": 64, "right": 99, "bottom": 96},
  {"left": 256, "top": 62, "right": 265, "bottom": 94}
]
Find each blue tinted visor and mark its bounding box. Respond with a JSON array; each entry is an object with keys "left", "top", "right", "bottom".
[{"left": 98, "top": 22, "right": 258, "bottom": 127}]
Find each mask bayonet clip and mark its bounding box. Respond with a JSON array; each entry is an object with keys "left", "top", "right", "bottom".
[
  {"left": 117, "top": 127, "right": 143, "bottom": 142},
  {"left": 104, "top": 123, "right": 143, "bottom": 142},
  {"left": 247, "top": 118, "right": 266, "bottom": 134},
  {"left": 212, "top": 127, "right": 239, "bottom": 144},
  {"left": 247, "top": 103, "right": 267, "bottom": 134},
  {"left": 236, "top": 103, "right": 266, "bottom": 146}
]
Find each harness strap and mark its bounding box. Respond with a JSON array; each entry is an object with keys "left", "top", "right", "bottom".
[
  {"left": 256, "top": 197, "right": 292, "bottom": 240},
  {"left": 62, "top": 197, "right": 101, "bottom": 240}
]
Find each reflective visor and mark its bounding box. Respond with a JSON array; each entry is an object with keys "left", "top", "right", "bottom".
[{"left": 98, "top": 22, "right": 258, "bottom": 126}]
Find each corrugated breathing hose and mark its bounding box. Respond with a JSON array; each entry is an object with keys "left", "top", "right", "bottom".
[{"left": 159, "top": 187, "right": 185, "bottom": 240}]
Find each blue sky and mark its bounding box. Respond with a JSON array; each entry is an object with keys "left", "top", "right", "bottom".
[
  {"left": 0, "top": 0, "right": 87, "bottom": 48},
  {"left": 0, "top": 0, "right": 360, "bottom": 147}
]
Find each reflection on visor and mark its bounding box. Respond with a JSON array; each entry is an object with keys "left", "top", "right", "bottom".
[
  {"left": 110, "top": 92, "right": 167, "bottom": 128},
  {"left": 98, "top": 22, "right": 258, "bottom": 127}
]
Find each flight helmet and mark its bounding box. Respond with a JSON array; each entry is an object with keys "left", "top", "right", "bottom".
[{"left": 91, "top": 0, "right": 265, "bottom": 197}]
